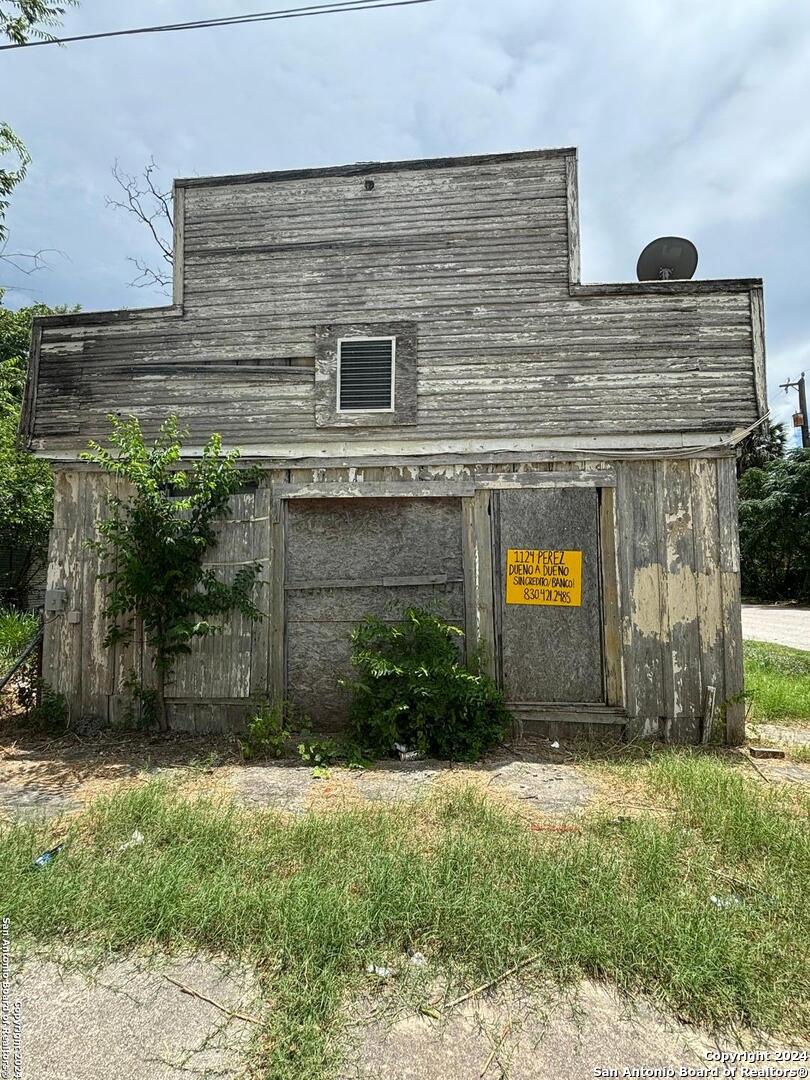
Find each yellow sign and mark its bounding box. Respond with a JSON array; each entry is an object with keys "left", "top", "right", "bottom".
[{"left": 505, "top": 549, "right": 583, "bottom": 607}]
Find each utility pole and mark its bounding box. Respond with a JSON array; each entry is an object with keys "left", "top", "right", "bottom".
[{"left": 780, "top": 372, "right": 809, "bottom": 449}]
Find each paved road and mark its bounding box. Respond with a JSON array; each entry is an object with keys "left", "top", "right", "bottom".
[{"left": 742, "top": 604, "right": 809, "bottom": 651}]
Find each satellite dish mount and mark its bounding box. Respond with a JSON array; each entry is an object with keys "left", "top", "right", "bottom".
[{"left": 636, "top": 237, "right": 698, "bottom": 281}]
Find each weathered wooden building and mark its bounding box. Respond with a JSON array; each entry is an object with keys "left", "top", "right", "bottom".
[{"left": 21, "top": 148, "right": 767, "bottom": 743}]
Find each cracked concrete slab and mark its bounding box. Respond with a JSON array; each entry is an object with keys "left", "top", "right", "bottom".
[
  {"left": 9, "top": 952, "right": 260, "bottom": 1080},
  {"left": 341, "top": 980, "right": 801, "bottom": 1080},
  {"left": 231, "top": 752, "right": 596, "bottom": 816}
]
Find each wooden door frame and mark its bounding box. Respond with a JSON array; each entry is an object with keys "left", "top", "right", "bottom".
[
  {"left": 477, "top": 473, "right": 625, "bottom": 720},
  {"left": 268, "top": 471, "right": 624, "bottom": 715}
]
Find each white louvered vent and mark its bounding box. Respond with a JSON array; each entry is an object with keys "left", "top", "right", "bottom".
[{"left": 337, "top": 337, "right": 395, "bottom": 411}]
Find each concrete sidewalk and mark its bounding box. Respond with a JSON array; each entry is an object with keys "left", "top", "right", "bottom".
[
  {"left": 10, "top": 953, "right": 259, "bottom": 1079},
  {"left": 742, "top": 604, "right": 809, "bottom": 651}
]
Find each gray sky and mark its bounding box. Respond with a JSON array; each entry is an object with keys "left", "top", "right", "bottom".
[{"left": 2, "top": 0, "right": 809, "bottom": 439}]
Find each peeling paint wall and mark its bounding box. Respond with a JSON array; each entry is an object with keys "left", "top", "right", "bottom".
[
  {"left": 616, "top": 456, "right": 743, "bottom": 743},
  {"left": 42, "top": 456, "right": 744, "bottom": 744}
]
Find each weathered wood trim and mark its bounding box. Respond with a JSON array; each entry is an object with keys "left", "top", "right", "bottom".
[
  {"left": 249, "top": 486, "right": 272, "bottom": 698},
  {"left": 172, "top": 181, "right": 186, "bottom": 307},
  {"left": 472, "top": 489, "right": 496, "bottom": 679},
  {"left": 175, "top": 147, "right": 576, "bottom": 190},
  {"left": 570, "top": 279, "right": 762, "bottom": 297},
  {"left": 599, "top": 486, "right": 624, "bottom": 708},
  {"left": 565, "top": 150, "right": 580, "bottom": 287},
  {"left": 750, "top": 286, "right": 768, "bottom": 418},
  {"left": 34, "top": 436, "right": 746, "bottom": 468},
  {"left": 314, "top": 320, "right": 417, "bottom": 428},
  {"left": 19, "top": 319, "right": 42, "bottom": 447},
  {"left": 31, "top": 305, "right": 182, "bottom": 329},
  {"left": 273, "top": 481, "right": 476, "bottom": 500},
  {"left": 615, "top": 461, "right": 662, "bottom": 738},
  {"left": 660, "top": 459, "right": 702, "bottom": 740},
  {"left": 285, "top": 574, "right": 464, "bottom": 590},
  {"left": 717, "top": 456, "right": 744, "bottom": 743},
  {"left": 507, "top": 703, "right": 626, "bottom": 724},
  {"left": 689, "top": 457, "right": 724, "bottom": 739},
  {"left": 269, "top": 501, "right": 286, "bottom": 705},
  {"left": 474, "top": 468, "right": 615, "bottom": 488},
  {"left": 462, "top": 496, "right": 477, "bottom": 667}
]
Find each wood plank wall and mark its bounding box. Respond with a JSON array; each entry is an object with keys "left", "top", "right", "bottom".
[
  {"left": 27, "top": 152, "right": 759, "bottom": 454},
  {"left": 42, "top": 457, "right": 745, "bottom": 742}
]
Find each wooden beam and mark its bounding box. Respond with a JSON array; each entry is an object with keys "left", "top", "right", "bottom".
[
  {"left": 599, "top": 486, "right": 624, "bottom": 708},
  {"left": 273, "top": 481, "right": 476, "bottom": 500},
  {"left": 571, "top": 279, "right": 762, "bottom": 297},
  {"left": 474, "top": 469, "right": 615, "bottom": 488},
  {"left": 472, "top": 489, "right": 496, "bottom": 679},
  {"left": 269, "top": 501, "right": 286, "bottom": 705},
  {"left": 175, "top": 147, "right": 576, "bottom": 190},
  {"left": 172, "top": 181, "right": 186, "bottom": 307},
  {"left": 565, "top": 150, "right": 580, "bottom": 287},
  {"left": 750, "top": 286, "right": 768, "bottom": 419}
]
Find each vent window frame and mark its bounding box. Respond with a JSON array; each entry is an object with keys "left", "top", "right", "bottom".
[
  {"left": 315, "top": 320, "right": 417, "bottom": 429},
  {"left": 336, "top": 335, "right": 397, "bottom": 414}
]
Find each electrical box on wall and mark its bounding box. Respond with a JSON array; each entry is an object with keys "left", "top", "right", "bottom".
[{"left": 44, "top": 588, "right": 66, "bottom": 612}]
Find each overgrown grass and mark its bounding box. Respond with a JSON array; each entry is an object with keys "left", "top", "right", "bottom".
[
  {"left": 744, "top": 640, "right": 810, "bottom": 724},
  {"left": 0, "top": 606, "right": 38, "bottom": 677},
  {"left": 1, "top": 754, "right": 808, "bottom": 1078}
]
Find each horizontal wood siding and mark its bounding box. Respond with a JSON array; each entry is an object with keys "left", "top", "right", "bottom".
[{"left": 26, "top": 152, "right": 760, "bottom": 455}]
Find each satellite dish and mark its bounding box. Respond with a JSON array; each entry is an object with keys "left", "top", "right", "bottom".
[{"left": 636, "top": 236, "right": 698, "bottom": 281}]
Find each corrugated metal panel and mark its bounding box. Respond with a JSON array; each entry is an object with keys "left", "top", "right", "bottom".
[{"left": 338, "top": 338, "right": 394, "bottom": 411}]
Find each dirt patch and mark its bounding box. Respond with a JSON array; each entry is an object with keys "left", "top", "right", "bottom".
[
  {"left": 0, "top": 727, "right": 604, "bottom": 822},
  {"left": 0, "top": 729, "right": 240, "bottom": 821},
  {"left": 5, "top": 725, "right": 806, "bottom": 825}
]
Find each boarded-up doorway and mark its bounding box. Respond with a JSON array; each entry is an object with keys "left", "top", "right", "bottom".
[
  {"left": 494, "top": 487, "right": 604, "bottom": 705},
  {"left": 284, "top": 497, "right": 465, "bottom": 729}
]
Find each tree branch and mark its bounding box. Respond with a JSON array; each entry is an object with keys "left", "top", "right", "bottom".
[{"left": 107, "top": 157, "right": 174, "bottom": 294}]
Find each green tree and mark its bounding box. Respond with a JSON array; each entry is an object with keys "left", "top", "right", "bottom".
[
  {"left": 0, "top": 123, "right": 30, "bottom": 246},
  {"left": 0, "top": 291, "right": 74, "bottom": 606},
  {"left": 739, "top": 449, "right": 810, "bottom": 603},
  {"left": 81, "top": 415, "right": 262, "bottom": 730},
  {"left": 0, "top": 1, "right": 77, "bottom": 44},
  {"left": 737, "top": 420, "right": 787, "bottom": 477}
]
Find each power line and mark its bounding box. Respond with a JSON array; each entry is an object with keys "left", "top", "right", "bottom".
[{"left": 0, "top": 0, "right": 435, "bottom": 51}]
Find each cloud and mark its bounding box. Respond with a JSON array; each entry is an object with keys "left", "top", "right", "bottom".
[{"left": 1, "top": 0, "right": 809, "bottom": 407}]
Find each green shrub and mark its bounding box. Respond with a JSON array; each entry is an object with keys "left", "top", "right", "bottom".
[
  {"left": 297, "top": 732, "right": 339, "bottom": 767},
  {"left": 23, "top": 681, "right": 67, "bottom": 731},
  {"left": 240, "top": 698, "right": 292, "bottom": 760},
  {"left": 0, "top": 606, "right": 38, "bottom": 676},
  {"left": 345, "top": 607, "right": 511, "bottom": 762},
  {"left": 120, "top": 670, "right": 160, "bottom": 731}
]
